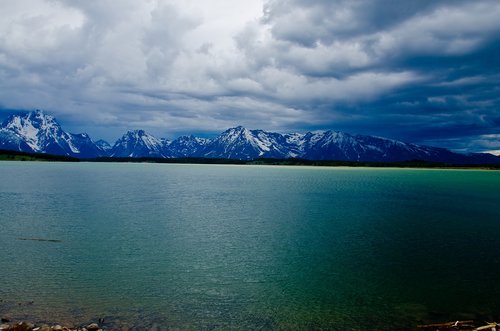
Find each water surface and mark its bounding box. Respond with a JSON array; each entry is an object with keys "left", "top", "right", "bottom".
[{"left": 1, "top": 162, "right": 499, "bottom": 329}]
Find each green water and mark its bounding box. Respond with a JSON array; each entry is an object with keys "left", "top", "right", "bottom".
[{"left": 0, "top": 162, "right": 499, "bottom": 330}]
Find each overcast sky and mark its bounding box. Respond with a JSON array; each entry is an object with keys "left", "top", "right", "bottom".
[{"left": 1, "top": 0, "right": 499, "bottom": 153}]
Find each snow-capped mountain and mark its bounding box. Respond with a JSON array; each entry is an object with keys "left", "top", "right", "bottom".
[
  {"left": 95, "top": 139, "right": 112, "bottom": 153},
  {"left": 110, "top": 130, "right": 166, "bottom": 158},
  {"left": 203, "top": 126, "right": 299, "bottom": 160},
  {"left": 200, "top": 127, "right": 499, "bottom": 163},
  {"left": 67, "top": 133, "right": 107, "bottom": 158},
  {"left": 1, "top": 110, "right": 499, "bottom": 164},
  {"left": 165, "top": 135, "right": 209, "bottom": 157},
  {"left": 0, "top": 110, "right": 105, "bottom": 158},
  {"left": 298, "top": 130, "right": 454, "bottom": 162}
]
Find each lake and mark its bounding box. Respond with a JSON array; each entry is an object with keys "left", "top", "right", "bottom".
[{"left": 1, "top": 162, "right": 499, "bottom": 330}]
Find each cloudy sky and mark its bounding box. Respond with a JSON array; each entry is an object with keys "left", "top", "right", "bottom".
[{"left": 1, "top": 0, "right": 499, "bottom": 153}]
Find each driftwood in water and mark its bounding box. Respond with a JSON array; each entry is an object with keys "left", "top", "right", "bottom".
[
  {"left": 474, "top": 322, "right": 499, "bottom": 331},
  {"left": 17, "top": 237, "right": 63, "bottom": 243},
  {"left": 417, "top": 320, "right": 475, "bottom": 329}
]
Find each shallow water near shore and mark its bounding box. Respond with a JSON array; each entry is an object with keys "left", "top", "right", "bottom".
[{"left": 1, "top": 162, "right": 500, "bottom": 330}]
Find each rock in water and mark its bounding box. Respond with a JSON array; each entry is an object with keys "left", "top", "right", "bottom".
[
  {"left": 86, "top": 323, "right": 99, "bottom": 331},
  {"left": 9, "top": 322, "right": 35, "bottom": 331}
]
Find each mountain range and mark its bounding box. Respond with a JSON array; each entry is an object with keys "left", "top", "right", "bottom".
[{"left": 1, "top": 110, "right": 499, "bottom": 164}]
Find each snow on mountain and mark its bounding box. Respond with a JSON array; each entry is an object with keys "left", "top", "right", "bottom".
[
  {"left": 297, "top": 130, "right": 471, "bottom": 162},
  {"left": 110, "top": 130, "right": 166, "bottom": 158},
  {"left": 203, "top": 126, "right": 298, "bottom": 160},
  {"left": 199, "top": 127, "right": 500, "bottom": 163},
  {"left": 0, "top": 110, "right": 104, "bottom": 158},
  {"left": 95, "top": 140, "right": 112, "bottom": 153},
  {"left": 1, "top": 110, "right": 64, "bottom": 152},
  {"left": 165, "top": 135, "right": 209, "bottom": 157},
  {"left": 301, "top": 131, "right": 368, "bottom": 161},
  {"left": 67, "top": 132, "right": 107, "bottom": 158},
  {"left": 203, "top": 126, "right": 261, "bottom": 159},
  {"left": 346, "top": 133, "right": 480, "bottom": 163},
  {"left": 0, "top": 128, "right": 34, "bottom": 152}
]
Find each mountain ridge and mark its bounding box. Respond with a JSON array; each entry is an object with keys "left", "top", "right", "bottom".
[{"left": 1, "top": 110, "right": 499, "bottom": 164}]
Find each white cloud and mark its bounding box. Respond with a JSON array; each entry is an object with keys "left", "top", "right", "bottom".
[
  {"left": 253, "top": 68, "right": 421, "bottom": 103},
  {"left": 484, "top": 150, "right": 500, "bottom": 156},
  {"left": 372, "top": 1, "right": 500, "bottom": 57}
]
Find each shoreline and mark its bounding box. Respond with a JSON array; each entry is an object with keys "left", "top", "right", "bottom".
[
  {"left": 1, "top": 149, "right": 499, "bottom": 170},
  {"left": 1, "top": 297, "right": 499, "bottom": 330},
  {"left": 1, "top": 304, "right": 499, "bottom": 331},
  {"left": 1, "top": 316, "right": 498, "bottom": 331},
  {"left": 0, "top": 320, "right": 103, "bottom": 331}
]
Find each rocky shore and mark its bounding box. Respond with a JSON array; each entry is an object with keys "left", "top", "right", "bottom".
[{"left": 0, "top": 319, "right": 103, "bottom": 331}]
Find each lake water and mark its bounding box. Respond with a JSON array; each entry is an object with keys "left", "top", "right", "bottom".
[{"left": 1, "top": 162, "right": 499, "bottom": 330}]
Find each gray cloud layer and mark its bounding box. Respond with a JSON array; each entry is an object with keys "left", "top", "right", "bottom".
[{"left": 0, "top": 0, "right": 499, "bottom": 153}]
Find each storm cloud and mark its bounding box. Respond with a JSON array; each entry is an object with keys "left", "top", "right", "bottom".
[{"left": 0, "top": 0, "right": 499, "bottom": 153}]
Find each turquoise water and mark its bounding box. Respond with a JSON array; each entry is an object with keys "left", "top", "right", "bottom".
[{"left": 0, "top": 162, "right": 499, "bottom": 330}]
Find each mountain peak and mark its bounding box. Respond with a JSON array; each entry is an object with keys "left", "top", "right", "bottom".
[
  {"left": 5, "top": 109, "right": 59, "bottom": 128},
  {"left": 224, "top": 126, "right": 248, "bottom": 134},
  {"left": 27, "top": 109, "right": 57, "bottom": 124},
  {"left": 95, "top": 139, "right": 112, "bottom": 152},
  {"left": 126, "top": 129, "right": 147, "bottom": 136},
  {"left": 0, "top": 110, "right": 106, "bottom": 157},
  {"left": 118, "top": 129, "right": 157, "bottom": 142},
  {"left": 111, "top": 129, "right": 165, "bottom": 158},
  {"left": 33, "top": 109, "right": 45, "bottom": 116}
]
